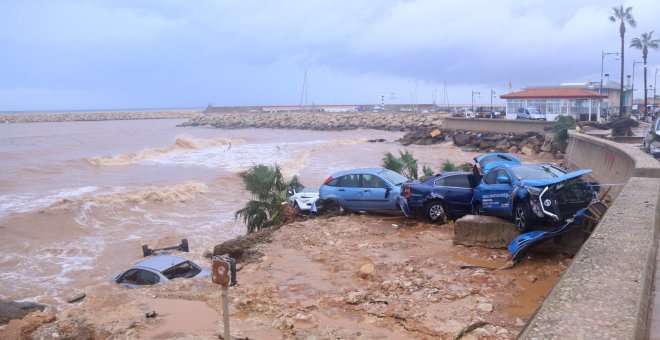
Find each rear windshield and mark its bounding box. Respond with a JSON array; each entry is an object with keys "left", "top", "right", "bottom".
[
  {"left": 510, "top": 165, "right": 566, "bottom": 180},
  {"left": 478, "top": 154, "right": 515, "bottom": 167},
  {"left": 378, "top": 169, "right": 409, "bottom": 186}
]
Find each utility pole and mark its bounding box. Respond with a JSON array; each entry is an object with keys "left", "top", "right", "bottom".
[
  {"left": 471, "top": 90, "right": 480, "bottom": 111},
  {"left": 490, "top": 89, "right": 496, "bottom": 116}
]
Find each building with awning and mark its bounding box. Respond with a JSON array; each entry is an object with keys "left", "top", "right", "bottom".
[{"left": 500, "top": 87, "right": 604, "bottom": 121}]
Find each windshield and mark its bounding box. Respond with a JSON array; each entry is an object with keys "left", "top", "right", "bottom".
[
  {"left": 510, "top": 165, "right": 566, "bottom": 180},
  {"left": 478, "top": 154, "right": 515, "bottom": 167},
  {"left": 378, "top": 169, "right": 409, "bottom": 186}
]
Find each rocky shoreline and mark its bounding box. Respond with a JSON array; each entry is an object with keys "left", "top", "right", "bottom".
[
  {"left": 0, "top": 110, "right": 200, "bottom": 124},
  {"left": 178, "top": 111, "right": 446, "bottom": 131}
]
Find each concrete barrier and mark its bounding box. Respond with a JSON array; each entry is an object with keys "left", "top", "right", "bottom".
[
  {"left": 443, "top": 117, "right": 555, "bottom": 134},
  {"left": 520, "top": 130, "right": 660, "bottom": 339}
]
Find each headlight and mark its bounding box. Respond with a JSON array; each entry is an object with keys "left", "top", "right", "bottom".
[{"left": 525, "top": 186, "right": 543, "bottom": 195}]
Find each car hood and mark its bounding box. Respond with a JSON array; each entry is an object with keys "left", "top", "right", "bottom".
[
  {"left": 482, "top": 161, "right": 520, "bottom": 174},
  {"left": 519, "top": 169, "right": 592, "bottom": 187}
]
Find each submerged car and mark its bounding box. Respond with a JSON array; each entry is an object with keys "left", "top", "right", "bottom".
[
  {"left": 399, "top": 172, "right": 475, "bottom": 223},
  {"left": 474, "top": 153, "right": 521, "bottom": 174},
  {"left": 472, "top": 164, "right": 595, "bottom": 232},
  {"left": 288, "top": 187, "right": 320, "bottom": 212},
  {"left": 643, "top": 117, "right": 660, "bottom": 158},
  {"left": 319, "top": 168, "right": 409, "bottom": 212},
  {"left": 112, "top": 255, "right": 209, "bottom": 288}
]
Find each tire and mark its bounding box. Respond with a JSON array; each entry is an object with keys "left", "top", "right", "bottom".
[
  {"left": 180, "top": 239, "right": 189, "bottom": 252},
  {"left": 472, "top": 202, "right": 483, "bottom": 215},
  {"left": 514, "top": 200, "right": 533, "bottom": 233},
  {"left": 293, "top": 201, "right": 301, "bottom": 214},
  {"left": 425, "top": 201, "right": 447, "bottom": 223},
  {"left": 324, "top": 199, "right": 345, "bottom": 215}
]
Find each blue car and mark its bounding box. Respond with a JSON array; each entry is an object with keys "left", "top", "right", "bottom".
[
  {"left": 319, "top": 168, "right": 409, "bottom": 213},
  {"left": 399, "top": 172, "right": 475, "bottom": 223},
  {"left": 474, "top": 153, "right": 521, "bottom": 174},
  {"left": 472, "top": 164, "right": 595, "bottom": 232}
]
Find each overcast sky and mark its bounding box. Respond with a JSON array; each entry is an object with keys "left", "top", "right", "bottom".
[{"left": 1, "top": 0, "right": 659, "bottom": 111}]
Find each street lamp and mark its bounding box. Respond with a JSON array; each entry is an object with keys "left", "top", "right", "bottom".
[
  {"left": 471, "top": 90, "right": 480, "bottom": 111},
  {"left": 490, "top": 89, "right": 496, "bottom": 115},
  {"left": 631, "top": 60, "right": 645, "bottom": 114},
  {"left": 600, "top": 51, "right": 619, "bottom": 122},
  {"left": 655, "top": 67, "right": 658, "bottom": 108}
]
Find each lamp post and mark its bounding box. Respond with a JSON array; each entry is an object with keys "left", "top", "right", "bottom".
[
  {"left": 655, "top": 67, "right": 658, "bottom": 108},
  {"left": 632, "top": 60, "right": 645, "bottom": 115},
  {"left": 490, "top": 89, "right": 496, "bottom": 116},
  {"left": 600, "top": 51, "right": 619, "bottom": 122},
  {"left": 471, "top": 90, "right": 480, "bottom": 111}
]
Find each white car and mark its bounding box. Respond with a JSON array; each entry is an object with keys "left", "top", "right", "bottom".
[{"left": 288, "top": 187, "right": 320, "bottom": 212}]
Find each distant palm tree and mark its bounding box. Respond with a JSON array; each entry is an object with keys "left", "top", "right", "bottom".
[
  {"left": 630, "top": 31, "right": 660, "bottom": 116},
  {"left": 235, "top": 164, "right": 302, "bottom": 233},
  {"left": 609, "top": 5, "right": 636, "bottom": 117}
]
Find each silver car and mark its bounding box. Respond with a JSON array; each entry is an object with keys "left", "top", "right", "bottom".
[
  {"left": 112, "top": 255, "right": 209, "bottom": 288},
  {"left": 516, "top": 107, "right": 546, "bottom": 120}
]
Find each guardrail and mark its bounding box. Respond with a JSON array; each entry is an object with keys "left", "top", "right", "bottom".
[
  {"left": 443, "top": 117, "right": 555, "bottom": 134},
  {"left": 520, "top": 130, "right": 660, "bottom": 339}
]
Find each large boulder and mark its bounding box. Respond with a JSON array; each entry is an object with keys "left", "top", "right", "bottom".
[{"left": 453, "top": 133, "right": 472, "bottom": 146}]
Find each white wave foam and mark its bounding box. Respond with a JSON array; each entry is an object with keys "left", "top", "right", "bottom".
[{"left": 0, "top": 186, "right": 99, "bottom": 219}]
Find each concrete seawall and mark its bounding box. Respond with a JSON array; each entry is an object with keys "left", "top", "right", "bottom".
[
  {"left": 443, "top": 117, "right": 555, "bottom": 135},
  {"left": 520, "top": 131, "right": 660, "bottom": 339}
]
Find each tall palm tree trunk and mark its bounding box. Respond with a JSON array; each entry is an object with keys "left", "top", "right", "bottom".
[
  {"left": 643, "top": 52, "right": 648, "bottom": 116},
  {"left": 620, "top": 21, "right": 626, "bottom": 117}
]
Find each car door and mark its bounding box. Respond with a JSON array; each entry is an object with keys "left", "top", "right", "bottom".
[
  {"left": 480, "top": 168, "right": 513, "bottom": 216},
  {"left": 360, "top": 174, "right": 394, "bottom": 210},
  {"left": 442, "top": 174, "right": 474, "bottom": 215},
  {"left": 335, "top": 174, "right": 364, "bottom": 210}
]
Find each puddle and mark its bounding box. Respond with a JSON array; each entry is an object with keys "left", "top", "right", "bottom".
[{"left": 140, "top": 298, "right": 219, "bottom": 338}]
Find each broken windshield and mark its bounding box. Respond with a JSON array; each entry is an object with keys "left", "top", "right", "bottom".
[{"left": 510, "top": 165, "right": 566, "bottom": 180}]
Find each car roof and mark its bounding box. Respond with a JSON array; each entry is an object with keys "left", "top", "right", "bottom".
[
  {"left": 133, "top": 255, "right": 188, "bottom": 272},
  {"left": 330, "top": 168, "right": 386, "bottom": 177}
]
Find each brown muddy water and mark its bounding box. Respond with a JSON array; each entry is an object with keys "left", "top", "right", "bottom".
[{"left": 1, "top": 118, "right": 505, "bottom": 306}]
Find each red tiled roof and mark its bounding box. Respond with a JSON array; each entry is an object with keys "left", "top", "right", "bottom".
[{"left": 500, "top": 88, "right": 604, "bottom": 99}]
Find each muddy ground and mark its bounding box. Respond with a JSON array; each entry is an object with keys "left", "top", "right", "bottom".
[{"left": 3, "top": 213, "right": 569, "bottom": 339}]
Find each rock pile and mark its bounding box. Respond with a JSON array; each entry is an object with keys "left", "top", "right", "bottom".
[
  {"left": 178, "top": 112, "right": 444, "bottom": 131},
  {"left": 0, "top": 110, "right": 199, "bottom": 124}
]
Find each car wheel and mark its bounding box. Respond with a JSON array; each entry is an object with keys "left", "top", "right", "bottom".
[
  {"left": 472, "top": 202, "right": 483, "bottom": 215},
  {"left": 514, "top": 200, "right": 532, "bottom": 233},
  {"left": 293, "top": 201, "right": 301, "bottom": 214},
  {"left": 324, "top": 199, "right": 346, "bottom": 215},
  {"left": 425, "top": 201, "right": 447, "bottom": 223}
]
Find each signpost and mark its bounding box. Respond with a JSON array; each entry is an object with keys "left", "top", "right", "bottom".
[{"left": 212, "top": 256, "right": 237, "bottom": 340}]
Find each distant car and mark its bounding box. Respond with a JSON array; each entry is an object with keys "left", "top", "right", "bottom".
[
  {"left": 398, "top": 172, "right": 475, "bottom": 223},
  {"left": 319, "top": 168, "right": 409, "bottom": 213},
  {"left": 453, "top": 108, "right": 474, "bottom": 118},
  {"left": 288, "top": 187, "right": 320, "bottom": 212},
  {"left": 472, "top": 164, "right": 596, "bottom": 232},
  {"left": 643, "top": 117, "right": 660, "bottom": 158},
  {"left": 516, "top": 107, "right": 546, "bottom": 120},
  {"left": 474, "top": 153, "right": 521, "bottom": 174},
  {"left": 112, "top": 255, "right": 209, "bottom": 288}
]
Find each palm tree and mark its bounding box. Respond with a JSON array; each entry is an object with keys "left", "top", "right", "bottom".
[
  {"left": 630, "top": 31, "right": 660, "bottom": 116},
  {"left": 609, "top": 5, "right": 636, "bottom": 117},
  {"left": 381, "top": 150, "right": 419, "bottom": 179},
  {"left": 235, "top": 164, "right": 302, "bottom": 233}
]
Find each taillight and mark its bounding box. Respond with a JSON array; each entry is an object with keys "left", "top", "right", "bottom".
[
  {"left": 403, "top": 186, "right": 410, "bottom": 198},
  {"left": 323, "top": 176, "right": 334, "bottom": 185}
]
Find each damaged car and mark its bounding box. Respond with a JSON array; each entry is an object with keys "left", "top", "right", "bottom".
[
  {"left": 112, "top": 255, "right": 209, "bottom": 288},
  {"left": 472, "top": 164, "right": 596, "bottom": 232},
  {"left": 287, "top": 186, "right": 320, "bottom": 212},
  {"left": 643, "top": 117, "right": 660, "bottom": 159},
  {"left": 399, "top": 172, "right": 475, "bottom": 223},
  {"left": 474, "top": 153, "right": 521, "bottom": 174}
]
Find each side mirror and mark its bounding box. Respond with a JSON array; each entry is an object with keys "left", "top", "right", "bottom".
[{"left": 497, "top": 176, "right": 510, "bottom": 184}]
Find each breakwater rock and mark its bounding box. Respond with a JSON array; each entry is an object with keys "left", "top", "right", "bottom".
[
  {"left": 0, "top": 110, "right": 200, "bottom": 124},
  {"left": 178, "top": 112, "right": 445, "bottom": 131}
]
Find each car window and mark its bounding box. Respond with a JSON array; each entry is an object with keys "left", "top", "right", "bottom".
[
  {"left": 162, "top": 261, "right": 202, "bottom": 280},
  {"left": 444, "top": 175, "right": 472, "bottom": 188},
  {"left": 137, "top": 269, "right": 160, "bottom": 285},
  {"left": 325, "top": 178, "right": 339, "bottom": 187},
  {"left": 510, "top": 165, "right": 566, "bottom": 180},
  {"left": 362, "top": 174, "right": 388, "bottom": 188},
  {"left": 434, "top": 177, "right": 446, "bottom": 186},
  {"left": 118, "top": 269, "right": 139, "bottom": 284},
  {"left": 483, "top": 170, "right": 499, "bottom": 184},
  {"left": 337, "top": 174, "right": 360, "bottom": 188},
  {"left": 377, "top": 169, "right": 408, "bottom": 186}
]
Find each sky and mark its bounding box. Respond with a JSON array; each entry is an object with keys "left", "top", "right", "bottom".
[{"left": 1, "top": 0, "right": 659, "bottom": 111}]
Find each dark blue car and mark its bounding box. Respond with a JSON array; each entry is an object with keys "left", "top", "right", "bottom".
[
  {"left": 398, "top": 172, "right": 475, "bottom": 223},
  {"left": 472, "top": 163, "right": 595, "bottom": 232}
]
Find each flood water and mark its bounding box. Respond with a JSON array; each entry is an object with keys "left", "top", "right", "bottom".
[{"left": 2, "top": 119, "right": 485, "bottom": 304}]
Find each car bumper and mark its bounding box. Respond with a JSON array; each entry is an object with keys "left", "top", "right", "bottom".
[{"left": 398, "top": 196, "right": 413, "bottom": 217}]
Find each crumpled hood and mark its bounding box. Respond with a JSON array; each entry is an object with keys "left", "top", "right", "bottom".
[{"left": 520, "top": 169, "right": 592, "bottom": 187}]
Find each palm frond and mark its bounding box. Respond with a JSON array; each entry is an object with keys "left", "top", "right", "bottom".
[{"left": 381, "top": 152, "right": 404, "bottom": 174}]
